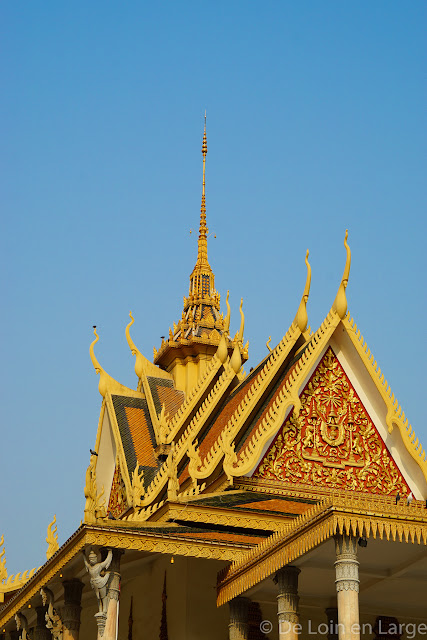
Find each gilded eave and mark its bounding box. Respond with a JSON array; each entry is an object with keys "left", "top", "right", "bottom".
[
  {"left": 217, "top": 494, "right": 427, "bottom": 606},
  {"left": 150, "top": 500, "right": 294, "bottom": 531},
  {"left": 0, "top": 522, "right": 257, "bottom": 628}
]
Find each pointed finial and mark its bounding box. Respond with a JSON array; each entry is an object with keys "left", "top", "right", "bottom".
[
  {"left": 46, "top": 515, "right": 59, "bottom": 560},
  {"left": 126, "top": 311, "right": 138, "bottom": 356},
  {"left": 197, "top": 112, "right": 209, "bottom": 266},
  {"left": 224, "top": 290, "right": 231, "bottom": 335},
  {"left": 238, "top": 298, "right": 245, "bottom": 344},
  {"left": 333, "top": 230, "right": 351, "bottom": 319},
  {"left": 89, "top": 327, "right": 101, "bottom": 374},
  {"left": 89, "top": 327, "right": 128, "bottom": 397},
  {"left": 294, "top": 250, "right": 311, "bottom": 333},
  {"left": 0, "top": 534, "right": 7, "bottom": 583},
  {"left": 202, "top": 111, "right": 207, "bottom": 158}
]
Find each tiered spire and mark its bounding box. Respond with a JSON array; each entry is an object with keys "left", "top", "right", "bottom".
[
  {"left": 198, "top": 112, "right": 208, "bottom": 266},
  {"left": 153, "top": 115, "right": 248, "bottom": 389},
  {"left": 186, "top": 113, "right": 219, "bottom": 311}
]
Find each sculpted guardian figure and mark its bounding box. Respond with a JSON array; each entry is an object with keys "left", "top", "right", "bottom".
[
  {"left": 40, "top": 586, "right": 63, "bottom": 639},
  {"left": 83, "top": 548, "right": 113, "bottom": 613},
  {"left": 15, "top": 612, "right": 30, "bottom": 640}
]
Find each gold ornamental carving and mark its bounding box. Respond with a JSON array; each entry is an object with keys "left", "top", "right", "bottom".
[{"left": 255, "top": 348, "right": 410, "bottom": 496}]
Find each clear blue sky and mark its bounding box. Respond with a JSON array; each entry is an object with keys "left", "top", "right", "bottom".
[{"left": 1, "top": 2, "right": 426, "bottom": 572}]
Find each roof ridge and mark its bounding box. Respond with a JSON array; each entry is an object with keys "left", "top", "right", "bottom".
[
  {"left": 131, "top": 364, "right": 236, "bottom": 508},
  {"left": 166, "top": 354, "right": 223, "bottom": 441},
  {"left": 193, "top": 322, "right": 301, "bottom": 480},
  {"left": 224, "top": 311, "right": 340, "bottom": 478},
  {"left": 344, "top": 313, "right": 427, "bottom": 480}
]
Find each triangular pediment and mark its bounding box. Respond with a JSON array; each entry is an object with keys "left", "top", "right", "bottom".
[{"left": 253, "top": 347, "right": 411, "bottom": 497}]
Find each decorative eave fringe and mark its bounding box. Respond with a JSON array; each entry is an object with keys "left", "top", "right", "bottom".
[{"left": 216, "top": 494, "right": 427, "bottom": 606}]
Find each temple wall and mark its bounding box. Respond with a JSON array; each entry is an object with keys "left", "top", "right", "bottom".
[{"left": 78, "top": 554, "right": 229, "bottom": 639}]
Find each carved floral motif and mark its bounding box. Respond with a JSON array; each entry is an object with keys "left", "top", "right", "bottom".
[
  {"left": 255, "top": 348, "right": 409, "bottom": 496},
  {"left": 107, "top": 460, "right": 127, "bottom": 519}
]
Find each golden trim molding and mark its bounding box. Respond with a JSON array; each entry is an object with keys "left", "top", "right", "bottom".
[
  {"left": 0, "top": 523, "right": 253, "bottom": 628},
  {"left": 217, "top": 494, "right": 427, "bottom": 606}
]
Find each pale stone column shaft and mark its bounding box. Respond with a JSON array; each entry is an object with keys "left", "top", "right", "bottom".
[
  {"left": 62, "top": 579, "right": 84, "bottom": 640},
  {"left": 102, "top": 549, "right": 123, "bottom": 640},
  {"left": 276, "top": 565, "right": 300, "bottom": 640},
  {"left": 334, "top": 534, "right": 360, "bottom": 640},
  {"left": 228, "top": 596, "right": 250, "bottom": 640}
]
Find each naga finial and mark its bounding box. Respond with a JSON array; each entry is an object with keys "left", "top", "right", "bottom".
[
  {"left": 294, "top": 249, "right": 311, "bottom": 333},
  {"left": 238, "top": 298, "right": 245, "bottom": 344},
  {"left": 0, "top": 534, "right": 7, "bottom": 583},
  {"left": 126, "top": 311, "right": 145, "bottom": 380},
  {"left": 224, "top": 290, "right": 231, "bottom": 335},
  {"left": 89, "top": 327, "right": 126, "bottom": 398},
  {"left": 89, "top": 327, "right": 102, "bottom": 374},
  {"left": 126, "top": 311, "right": 136, "bottom": 352},
  {"left": 266, "top": 336, "right": 272, "bottom": 352},
  {"left": 333, "top": 230, "right": 351, "bottom": 319},
  {"left": 131, "top": 463, "right": 145, "bottom": 509},
  {"left": 46, "top": 515, "right": 59, "bottom": 560}
]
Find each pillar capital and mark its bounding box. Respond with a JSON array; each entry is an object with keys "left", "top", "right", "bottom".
[
  {"left": 334, "top": 534, "right": 360, "bottom": 640},
  {"left": 34, "top": 605, "right": 51, "bottom": 640},
  {"left": 229, "top": 596, "right": 250, "bottom": 640},
  {"left": 334, "top": 534, "right": 359, "bottom": 593}
]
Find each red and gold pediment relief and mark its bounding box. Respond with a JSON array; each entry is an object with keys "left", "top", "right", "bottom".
[
  {"left": 254, "top": 347, "right": 410, "bottom": 496},
  {"left": 107, "top": 459, "right": 128, "bottom": 519}
]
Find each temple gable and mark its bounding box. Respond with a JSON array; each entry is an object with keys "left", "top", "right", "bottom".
[{"left": 254, "top": 347, "right": 411, "bottom": 497}]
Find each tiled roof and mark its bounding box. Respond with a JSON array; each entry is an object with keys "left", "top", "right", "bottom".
[
  {"left": 196, "top": 360, "right": 269, "bottom": 462},
  {"left": 111, "top": 395, "right": 159, "bottom": 488},
  {"left": 147, "top": 377, "right": 184, "bottom": 418},
  {"left": 190, "top": 491, "right": 316, "bottom": 515},
  {"left": 235, "top": 346, "right": 309, "bottom": 459},
  {"left": 232, "top": 498, "right": 314, "bottom": 517},
  {"left": 118, "top": 523, "right": 267, "bottom": 546}
]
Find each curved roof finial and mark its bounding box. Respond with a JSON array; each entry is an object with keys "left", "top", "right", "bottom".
[
  {"left": 238, "top": 298, "right": 245, "bottom": 344},
  {"left": 126, "top": 311, "right": 137, "bottom": 355},
  {"left": 126, "top": 311, "right": 147, "bottom": 380},
  {"left": 224, "top": 290, "right": 231, "bottom": 335},
  {"left": 294, "top": 250, "right": 311, "bottom": 333},
  {"left": 89, "top": 327, "right": 102, "bottom": 374},
  {"left": 333, "top": 230, "right": 351, "bottom": 319},
  {"left": 90, "top": 327, "right": 130, "bottom": 397}
]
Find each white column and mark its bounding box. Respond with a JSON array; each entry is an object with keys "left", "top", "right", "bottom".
[
  {"left": 103, "top": 550, "right": 123, "bottom": 640},
  {"left": 229, "top": 596, "right": 250, "bottom": 640},
  {"left": 276, "top": 565, "right": 300, "bottom": 640},
  {"left": 334, "top": 534, "right": 360, "bottom": 640}
]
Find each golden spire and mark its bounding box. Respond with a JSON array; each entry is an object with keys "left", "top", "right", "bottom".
[
  {"left": 186, "top": 113, "right": 218, "bottom": 308},
  {"left": 197, "top": 111, "right": 209, "bottom": 267}
]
